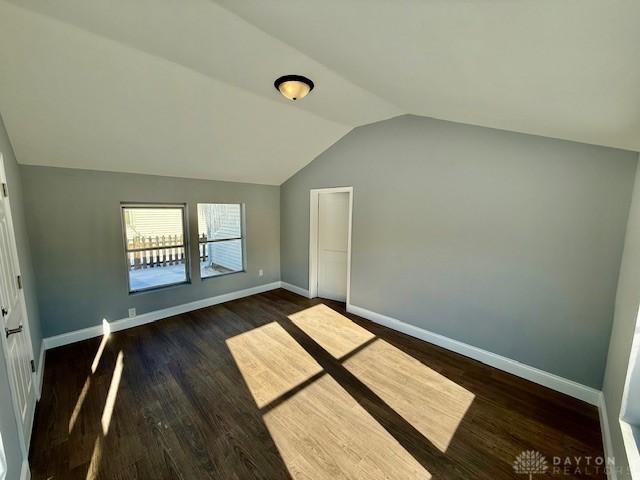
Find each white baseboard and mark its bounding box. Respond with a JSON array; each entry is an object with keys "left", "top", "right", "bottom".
[
  {"left": 35, "top": 341, "right": 45, "bottom": 400},
  {"left": 20, "top": 459, "right": 30, "bottom": 480},
  {"left": 40, "top": 283, "right": 601, "bottom": 407},
  {"left": 598, "top": 393, "right": 617, "bottom": 480},
  {"left": 43, "top": 281, "right": 282, "bottom": 350},
  {"left": 281, "top": 282, "right": 310, "bottom": 298},
  {"left": 347, "top": 303, "right": 601, "bottom": 406}
]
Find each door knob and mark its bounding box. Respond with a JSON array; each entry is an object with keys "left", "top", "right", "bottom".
[{"left": 5, "top": 325, "right": 22, "bottom": 337}]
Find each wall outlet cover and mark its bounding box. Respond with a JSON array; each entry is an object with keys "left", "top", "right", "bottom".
[{"left": 128, "top": 308, "right": 136, "bottom": 318}]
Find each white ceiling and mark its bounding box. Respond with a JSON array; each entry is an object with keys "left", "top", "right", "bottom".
[{"left": 0, "top": 1, "right": 638, "bottom": 185}]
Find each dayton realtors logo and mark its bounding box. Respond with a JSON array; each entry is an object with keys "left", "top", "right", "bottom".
[
  {"left": 513, "top": 451, "right": 623, "bottom": 477},
  {"left": 513, "top": 451, "right": 548, "bottom": 479}
]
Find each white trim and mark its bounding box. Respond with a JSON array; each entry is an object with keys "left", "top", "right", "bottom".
[
  {"left": 281, "top": 282, "right": 310, "bottom": 298},
  {"left": 598, "top": 393, "right": 618, "bottom": 480},
  {"left": 308, "top": 186, "right": 353, "bottom": 303},
  {"left": 620, "top": 420, "right": 640, "bottom": 479},
  {"left": 43, "top": 281, "right": 281, "bottom": 350},
  {"left": 20, "top": 459, "right": 30, "bottom": 480},
  {"left": 347, "top": 302, "right": 601, "bottom": 405},
  {"left": 35, "top": 341, "right": 45, "bottom": 400},
  {"left": 308, "top": 191, "right": 319, "bottom": 299}
]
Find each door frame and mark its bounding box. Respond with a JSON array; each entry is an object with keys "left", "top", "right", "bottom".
[
  {"left": 309, "top": 187, "right": 353, "bottom": 303},
  {"left": 0, "top": 152, "right": 35, "bottom": 462}
]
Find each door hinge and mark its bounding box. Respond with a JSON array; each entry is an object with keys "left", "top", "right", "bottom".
[
  {"left": 1, "top": 183, "right": 7, "bottom": 197},
  {"left": 16, "top": 275, "right": 22, "bottom": 290},
  {"left": 30, "top": 359, "right": 35, "bottom": 373}
]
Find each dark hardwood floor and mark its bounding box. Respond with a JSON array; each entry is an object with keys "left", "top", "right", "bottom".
[{"left": 30, "top": 289, "right": 605, "bottom": 479}]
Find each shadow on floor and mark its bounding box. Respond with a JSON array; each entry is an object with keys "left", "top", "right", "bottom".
[{"left": 29, "top": 289, "right": 606, "bottom": 479}]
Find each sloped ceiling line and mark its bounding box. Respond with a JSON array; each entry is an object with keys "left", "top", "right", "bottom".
[{"left": 0, "top": 0, "right": 637, "bottom": 187}]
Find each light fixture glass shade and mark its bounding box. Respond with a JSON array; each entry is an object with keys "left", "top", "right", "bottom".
[
  {"left": 274, "top": 75, "right": 314, "bottom": 101},
  {"left": 278, "top": 80, "right": 311, "bottom": 101}
]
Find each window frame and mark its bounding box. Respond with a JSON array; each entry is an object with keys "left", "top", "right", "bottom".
[
  {"left": 197, "top": 202, "right": 246, "bottom": 280},
  {"left": 120, "top": 202, "right": 191, "bottom": 294},
  {"left": 620, "top": 320, "right": 640, "bottom": 478}
]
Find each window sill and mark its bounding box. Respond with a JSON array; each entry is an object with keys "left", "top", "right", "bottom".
[
  {"left": 128, "top": 280, "right": 190, "bottom": 296},
  {"left": 201, "top": 269, "right": 246, "bottom": 281},
  {"left": 620, "top": 420, "right": 640, "bottom": 479}
]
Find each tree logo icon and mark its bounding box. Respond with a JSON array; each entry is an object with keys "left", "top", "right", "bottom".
[{"left": 513, "top": 450, "right": 548, "bottom": 479}]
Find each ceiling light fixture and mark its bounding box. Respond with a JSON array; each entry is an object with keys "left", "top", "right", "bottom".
[{"left": 274, "top": 75, "right": 314, "bottom": 101}]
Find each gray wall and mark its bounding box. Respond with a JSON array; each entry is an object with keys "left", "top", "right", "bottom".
[
  {"left": 281, "top": 115, "right": 638, "bottom": 388},
  {"left": 21, "top": 166, "right": 280, "bottom": 338},
  {"left": 0, "top": 114, "right": 37, "bottom": 478},
  {"left": 602, "top": 154, "right": 640, "bottom": 479}
]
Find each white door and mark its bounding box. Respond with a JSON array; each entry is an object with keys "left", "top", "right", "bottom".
[
  {"left": 317, "top": 192, "right": 349, "bottom": 301},
  {"left": 0, "top": 156, "right": 35, "bottom": 449}
]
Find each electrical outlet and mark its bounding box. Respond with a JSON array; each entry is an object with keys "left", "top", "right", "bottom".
[
  {"left": 128, "top": 308, "right": 136, "bottom": 318},
  {"left": 258, "top": 269, "right": 264, "bottom": 277}
]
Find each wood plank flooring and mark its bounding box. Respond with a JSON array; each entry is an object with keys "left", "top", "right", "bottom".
[{"left": 30, "top": 289, "right": 605, "bottom": 479}]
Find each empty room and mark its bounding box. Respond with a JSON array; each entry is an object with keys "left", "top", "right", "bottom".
[{"left": 0, "top": 1, "right": 639, "bottom": 479}]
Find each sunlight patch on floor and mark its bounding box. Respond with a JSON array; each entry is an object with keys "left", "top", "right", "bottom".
[
  {"left": 343, "top": 338, "right": 475, "bottom": 452},
  {"left": 288, "top": 304, "right": 375, "bottom": 359},
  {"left": 226, "top": 322, "right": 323, "bottom": 408},
  {"left": 263, "top": 373, "right": 431, "bottom": 480},
  {"left": 85, "top": 436, "right": 103, "bottom": 480},
  {"left": 68, "top": 376, "right": 91, "bottom": 433},
  {"left": 91, "top": 319, "right": 111, "bottom": 373},
  {"left": 101, "top": 350, "right": 123, "bottom": 435}
]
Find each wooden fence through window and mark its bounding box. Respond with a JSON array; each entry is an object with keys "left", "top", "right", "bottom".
[{"left": 126, "top": 234, "right": 210, "bottom": 269}]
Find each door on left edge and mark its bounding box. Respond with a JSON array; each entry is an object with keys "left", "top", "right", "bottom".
[{"left": 0, "top": 159, "right": 35, "bottom": 449}]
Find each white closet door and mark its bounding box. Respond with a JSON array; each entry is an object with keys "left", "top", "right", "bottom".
[
  {"left": 0, "top": 158, "right": 35, "bottom": 451},
  {"left": 317, "top": 192, "right": 349, "bottom": 301}
]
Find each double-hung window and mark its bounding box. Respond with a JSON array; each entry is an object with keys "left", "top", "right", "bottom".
[
  {"left": 121, "top": 203, "right": 189, "bottom": 293},
  {"left": 197, "top": 203, "right": 245, "bottom": 279}
]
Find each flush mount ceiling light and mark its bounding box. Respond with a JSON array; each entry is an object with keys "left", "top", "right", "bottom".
[{"left": 274, "top": 75, "right": 314, "bottom": 101}]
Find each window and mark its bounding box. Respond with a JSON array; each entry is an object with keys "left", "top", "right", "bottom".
[
  {"left": 0, "top": 431, "right": 6, "bottom": 480},
  {"left": 121, "top": 204, "right": 189, "bottom": 293},
  {"left": 620, "top": 319, "right": 640, "bottom": 476},
  {"left": 198, "top": 203, "right": 245, "bottom": 279}
]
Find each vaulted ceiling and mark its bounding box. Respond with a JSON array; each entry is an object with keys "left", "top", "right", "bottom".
[{"left": 0, "top": 0, "right": 638, "bottom": 185}]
